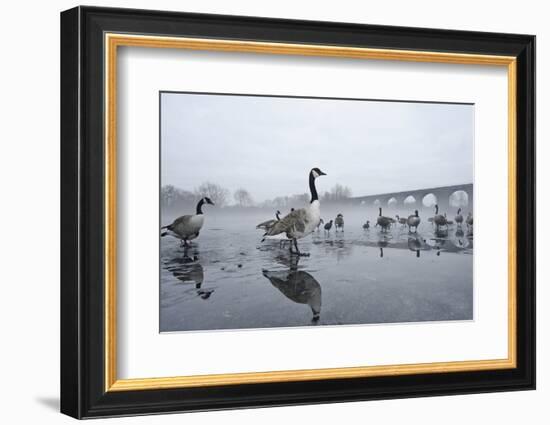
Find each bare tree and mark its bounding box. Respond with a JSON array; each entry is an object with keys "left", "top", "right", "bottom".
[
  {"left": 194, "top": 182, "right": 230, "bottom": 207},
  {"left": 322, "top": 184, "right": 352, "bottom": 202},
  {"left": 161, "top": 185, "right": 195, "bottom": 209},
  {"left": 233, "top": 188, "right": 254, "bottom": 207},
  {"left": 262, "top": 193, "right": 309, "bottom": 209}
]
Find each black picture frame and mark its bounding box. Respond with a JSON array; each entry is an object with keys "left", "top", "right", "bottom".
[{"left": 61, "top": 5, "right": 535, "bottom": 419}]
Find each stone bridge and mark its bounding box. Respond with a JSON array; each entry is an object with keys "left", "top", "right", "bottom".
[{"left": 349, "top": 183, "right": 473, "bottom": 213}]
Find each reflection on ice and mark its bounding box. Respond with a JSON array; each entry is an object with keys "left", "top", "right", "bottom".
[
  {"left": 160, "top": 208, "right": 474, "bottom": 332},
  {"left": 262, "top": 259, "right": 322, "bottom": 323}
]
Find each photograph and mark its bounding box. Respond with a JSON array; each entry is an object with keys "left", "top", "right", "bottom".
[{"left": 159, "top": 92, "right": 474, "bottom": 332}]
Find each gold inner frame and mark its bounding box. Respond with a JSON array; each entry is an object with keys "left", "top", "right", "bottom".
[{"left": 104, "top": 33, "right": 517, "bottom": 392}]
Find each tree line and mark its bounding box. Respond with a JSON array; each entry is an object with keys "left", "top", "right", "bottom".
[{"left": 161, "top": 182, "right": 352, "bottom": 210}]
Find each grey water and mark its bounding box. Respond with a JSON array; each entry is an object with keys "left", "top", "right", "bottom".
[{"left": 160, "top": 206, "right": 473, "bottom": 332}]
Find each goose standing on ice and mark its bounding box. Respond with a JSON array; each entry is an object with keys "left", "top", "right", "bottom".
[
  {"left": 376, "top": 207, "right": 393, "bottom": 232},
  {"left": 407, "top": 210, "right": 421, "bottom": 233},
  {"left": 362, "top": 220, "right": 370, "bottom": 230},
  {"left": 316, "top": 218, "right": 325, "bottom": 231},
  {"left": 395, "top": 215, "right": 407, "bottom": 227},
  {"left": 335, "top": 214, "right": 344, "bottom": 232},
  {"left": 466, "top": 212, "right": 474, "bottom": 231},
  {"left": 256, "top": 210, "right": 281, "bottom": 231},
  {"left": 161, "top": 197, "right": 214, "bottom": 247},
  {"left": 263, "top": 167, "right": 327, "bottom": 256},
  {"left": 433, "top": 204, "right": 447, "bottom": 231},
  {"left": 324, "top": 220, "right": 333, "bottom": 234},
  {"left": 455, "top": 208, "right": 464, "bottom": 227}
]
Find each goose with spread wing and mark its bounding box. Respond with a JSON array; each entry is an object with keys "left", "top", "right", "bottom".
[
  {"left": 262, "top": 168, "right": 326, "bottom": 256},
  {"left": 256, "top": 210, "right": 281, "bottom": 231}
]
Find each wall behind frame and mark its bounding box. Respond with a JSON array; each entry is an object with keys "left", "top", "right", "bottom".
[{"left": 0, "top": 1, "right": 543, "bottom": 425}]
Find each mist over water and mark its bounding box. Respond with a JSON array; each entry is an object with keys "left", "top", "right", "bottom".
[{"left": 160, "top": 204, "right": 473, "bottom": 332}]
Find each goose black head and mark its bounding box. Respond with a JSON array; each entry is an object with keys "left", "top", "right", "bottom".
[
  {"left": 203, "top": 197, "right": 215, "bottom": 205},
  {"left": 310, "top": 167, "right": 327, "bottom": 179}
]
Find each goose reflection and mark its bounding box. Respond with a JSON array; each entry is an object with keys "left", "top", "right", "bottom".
[
  {"left": 407, "top": 234, "right": 427, "bottom": 258},
  {"left": 164, "top": 252, "right": 214, "bottom": 299},
  {"left": 451, "top": 228, "right": 470, "bottom": 249},
  {"left": 377, "top": 234, "right": 391, "bottom": 258},
  {"left": 262, "top": 260, "right": 322, "bottom": 322},
  {"left": 428, "top": 231, "right": 448, "bottom": 256}
]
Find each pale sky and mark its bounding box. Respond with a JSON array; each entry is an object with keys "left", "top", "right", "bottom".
[{"left": 161, "top": 92, "right": 473, "bottom": 203}]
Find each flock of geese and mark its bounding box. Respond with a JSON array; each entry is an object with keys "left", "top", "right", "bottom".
[
  {"left": 370, "top": 205, "right": 473, "bottom": 233},
  {"left": 161, "top": 167, "right": 474, "bottom": 257}
]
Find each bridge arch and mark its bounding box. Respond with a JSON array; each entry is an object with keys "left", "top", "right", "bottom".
[
  {"left": 449, "top": 190, "right": 469, "bottom": 208},
  {"left": 403, "top": 195, "right": 416, "bottom": 205},
  {"left": 422, "top": 193, "right": 438, "bottom": 208},
  {"left": 373, "top": 199, "right": 381, "bottom": 206},
  {"left": 387, "top": 197, "right": 397, "bottom": 207}
]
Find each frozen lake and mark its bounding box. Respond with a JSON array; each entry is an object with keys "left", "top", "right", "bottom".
[{"left": 160, "top": 207, "right": 473, "bottom": 332}]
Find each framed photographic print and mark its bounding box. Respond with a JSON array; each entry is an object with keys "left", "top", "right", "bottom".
[{"left": 60, "top": 6, "right": 535, "bottom": 419}]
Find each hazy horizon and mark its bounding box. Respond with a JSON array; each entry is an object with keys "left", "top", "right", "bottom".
[{"left": 161, "top": 92, "right": 474, "bottom": 204}]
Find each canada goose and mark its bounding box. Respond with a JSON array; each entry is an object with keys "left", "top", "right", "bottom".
[
  {"left": 262, "top": 269, "right": 322, "bottom": 322},
  {"left": 433, "top": 204, "right": 447, "bottom": 230},
  {"left": 407, "top": 210, "right": 421, "bottom": 232},
  {"left": 362, "top": 220, "right": 370, "bottom": 230},
  {"left": 316, "top": 218, "right": 325, "bottom": 231},
  {"left": 466, "top": 212, "right": 474, "bottom": 231},
  {"left": 161, "top": 197, "right": 214, "bottom": 246},
  {"left": 335, "top": 214, "right": 344, "bottom": 231},
  {"left": 256, "top": 210, "right": 281, "bottom": 231},
  {"left": 376, "top": 207, "right": 393, "bottom": 232},
  {"left": 263, "top": 168, "right": 327, "bottom": 256},
  {"left": 395, "top": 215, "right": 407, "bottom": 227},
  {"left": 455, "top": 208, "right": 464, "bottom": 226},
  {"left": 324, "top": 219, "right": 333, "bottom": 233}
]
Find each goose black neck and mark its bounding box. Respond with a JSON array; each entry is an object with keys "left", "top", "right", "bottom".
[
  {"left": 415, "top": 210, "right": 419, "bottom": 217},
  {"left": 196, "top": 199, "right": 205, "bottom": 215},
  {"left": 276, "top": 211, "right": 280, "bottom": 220},
  {"left": 435, "top": 205, "right": 439, "bottom": 214},
  {"left": 309, "top": 172, "right": 318, "bottom": 203},
  {"left": 379, "top": 207, "right": 382, "bottom": 216}
]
